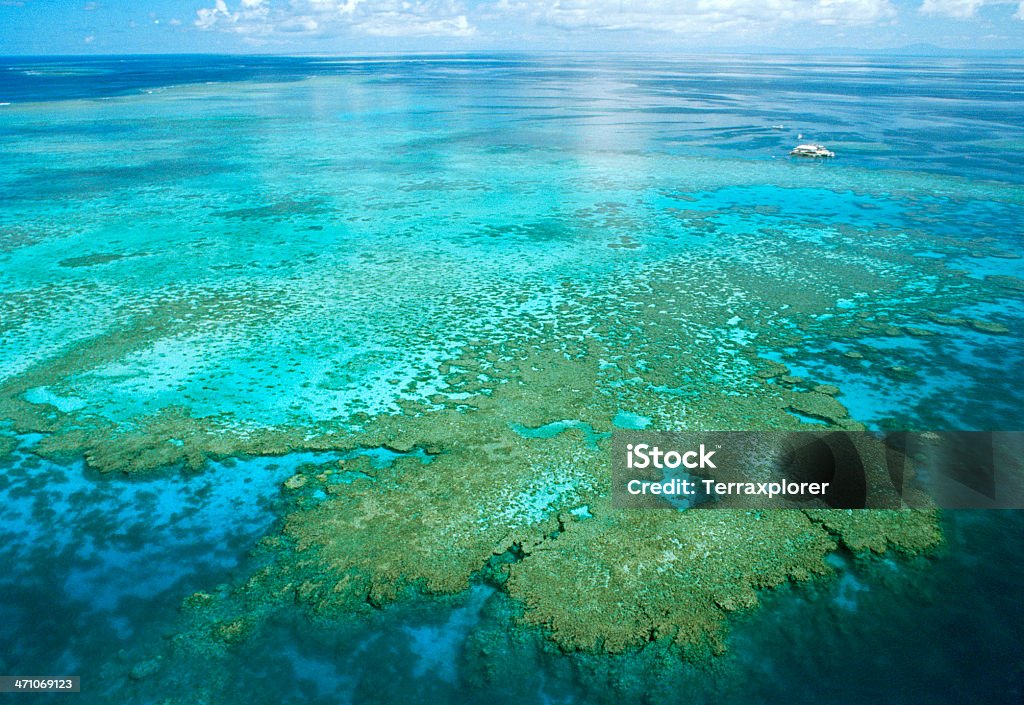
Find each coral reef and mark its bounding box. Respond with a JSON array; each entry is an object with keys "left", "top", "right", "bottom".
[{"left": 3, "top": 177, "right": 1018, "bottom": 666}]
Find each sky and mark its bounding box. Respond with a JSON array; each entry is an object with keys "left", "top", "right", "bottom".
[{"left": 1, "top": 0, "right": 1023, "bottom": 55}]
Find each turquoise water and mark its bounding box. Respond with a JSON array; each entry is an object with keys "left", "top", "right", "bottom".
[
  {"left": 2, "top": 57, "right": 1021, "bottom": 431},
  {"left": 1, "top": 55, "right": 1023, "bottom": 703}
]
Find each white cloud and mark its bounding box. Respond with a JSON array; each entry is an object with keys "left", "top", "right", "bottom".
[
  {"left": 476, "top": 0, "right": 898, "bottom": 37},
  {"left": 919, "top": 0, "right": 984, "bottom": 17},
  {"left": 195, "top": 0, "right": 232, "bottom": 30},
  {"left": 531, "top": 0, "right": 897, "bottom": 33},
  {"left": 358, "top": 10, "right": 474, "bottom": 36},
  {"left": 919, "top": 0, "right": 1024, "bottom": 18},
  {"left": 278, "top": 15, "right": 319, "bottom": 31},
  {"left": 189, "top": 0, "right": 1024, "bottom": 45},
  {"left": 194, "top": 0, "right": 475, "bottom": 38}
]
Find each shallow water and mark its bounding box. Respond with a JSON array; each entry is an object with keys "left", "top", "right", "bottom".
[{"left": 2, "top": 57, "right": 1021, "bottom": 432}]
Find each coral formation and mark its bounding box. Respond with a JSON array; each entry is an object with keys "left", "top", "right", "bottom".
[{"left": 3, "top": 175, "right": 1019, "bottom": 664}]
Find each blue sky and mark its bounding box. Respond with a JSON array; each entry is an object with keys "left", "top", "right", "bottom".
[{"left": 1, "top": 0, "right": 1023, "bottom": 55}]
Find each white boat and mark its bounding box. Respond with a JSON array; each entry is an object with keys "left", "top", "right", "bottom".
[{"left": 790, "top": 143, "right": 835, "bottom": 158}]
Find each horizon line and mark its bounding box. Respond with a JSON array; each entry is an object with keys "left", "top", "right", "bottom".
[{"left": 4, "top": 46, "right": 1024, "bottom": 60}]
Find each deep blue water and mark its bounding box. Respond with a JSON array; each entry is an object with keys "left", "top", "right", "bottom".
[{"left": 3, "top": 54, "right": 1024, "bottom": 182}]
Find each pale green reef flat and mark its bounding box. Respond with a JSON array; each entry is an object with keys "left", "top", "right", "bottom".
[{"left": 1, "top": 56, "right": 1023, "bottom": 703}]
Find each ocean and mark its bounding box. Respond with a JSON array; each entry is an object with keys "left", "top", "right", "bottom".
[{"left": 0, "top": 54, "right": 1022, "bottom": 703}]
